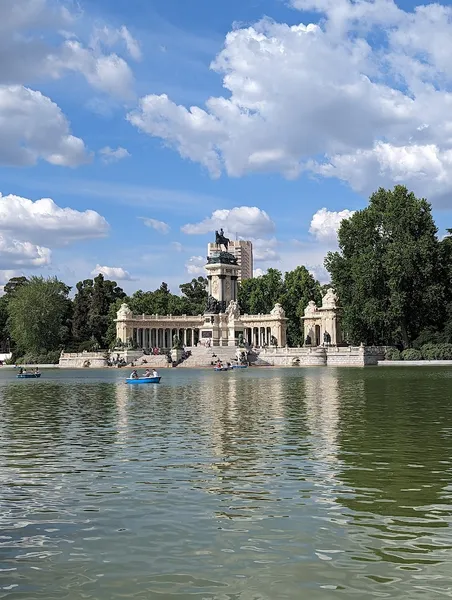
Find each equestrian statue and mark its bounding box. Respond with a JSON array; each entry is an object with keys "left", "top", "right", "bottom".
[{"left": 215, "top": 228, "right": 230, "bottom": 251}]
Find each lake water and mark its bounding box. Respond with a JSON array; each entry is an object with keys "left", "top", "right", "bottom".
[{"left": 1, "top": 367, "right": 452, "bottom": 599}]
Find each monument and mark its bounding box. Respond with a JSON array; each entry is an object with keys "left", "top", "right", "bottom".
[{"left": 114, "top": 232, "right": 288, "bottom": 349}]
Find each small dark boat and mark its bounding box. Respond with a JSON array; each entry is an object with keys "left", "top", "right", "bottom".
[
  {"left": 232, "top": 364, "right": 248, "bottom": 369},
  {"left": 16, "top": 373, "right": 41, "bottom": 379},
  {"left": 214, "top": 366, "right": 232, "bottom": 372}
]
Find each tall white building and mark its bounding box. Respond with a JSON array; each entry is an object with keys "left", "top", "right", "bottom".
[{"left": 208, "top": 239, "right": 253, "bottom": 282}]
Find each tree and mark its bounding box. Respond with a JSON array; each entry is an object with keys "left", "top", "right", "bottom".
[
  {"left": 325, "top": 186, "right": 445, "bottom": 347},
  {"left": 179, "top": 277, "right": 208, "bottom": 314},
  {"left": 88, "top": 274, "right": 126, "bottom": 347},
  {"left": 72, "top": 279, "right": 94, "bottom": 344},
  {"left": 282, "top": 266, "right": 322, "bottom": 346},
  {"left": 8, "top": 276, "right": 72, "bottom": 354},
  {"left": 4, "top": 276, "right": 28, "bottom": 297},
  {"left": 238, "top": 269, "right": 285, "bottom": 314}
]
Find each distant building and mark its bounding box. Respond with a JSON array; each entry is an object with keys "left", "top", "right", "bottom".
[{"left": 208, "top": 239, "right": 253, "bottom": 282}]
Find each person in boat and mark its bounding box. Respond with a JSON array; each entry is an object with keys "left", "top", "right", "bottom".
[
  {"left": 144, "top": 369, "right": 151, "bottom": 377},
  {"left": 216, "top": 361, "right": 222, "bottom": 369},
  {"left": 18, "top": 367, "right": 23, "bottom": 374},
  {"left": 130, "top": 369, "right": 139, "bottom": 379},
  {"left": 34, "top": 368, "right": 40, "bottom": 375},
  {"left": 152, "top": 369, "right": 159, "bottom": 378}
]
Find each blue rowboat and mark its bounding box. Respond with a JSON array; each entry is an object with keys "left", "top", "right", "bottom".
[
  {"left": 16, "top": 373, "right": 41, "bottom": 379},
  {"left": 126, "top": 376, "right": 161, "bottom": 384},
  {"left": 214, "top": 367, "right": 231, "bottom": 372},
  {"left": 232, "top": 365, "right": 248, "bottom": 369}
]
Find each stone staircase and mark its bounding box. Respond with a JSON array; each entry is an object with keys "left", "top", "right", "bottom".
[{"left": 177, "top": 346, "right": 239, "bottom": 368}]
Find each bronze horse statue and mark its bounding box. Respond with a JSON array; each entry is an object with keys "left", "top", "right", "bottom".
[{"left": 215, "top": 228, "right": 230, "bottom": 250}]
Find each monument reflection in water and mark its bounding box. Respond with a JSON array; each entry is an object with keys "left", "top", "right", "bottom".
[{"left": 1, "top": 367, "right": 452, "bottom": 598}]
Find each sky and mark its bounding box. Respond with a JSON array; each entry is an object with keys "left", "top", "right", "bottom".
[{"left": 2, "top": 0, "right": 452, "bottom": 294}]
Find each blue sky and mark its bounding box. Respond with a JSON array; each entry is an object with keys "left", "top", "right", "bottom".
[{"left": 1, "top": 0, "right": 452, "bottom": 293}]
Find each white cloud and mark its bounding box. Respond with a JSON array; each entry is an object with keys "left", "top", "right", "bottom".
[
  {"left": 0, "top": 1, "right": 136, "bottom": 100},
  {"left": 99, "top": 146, "right": 130, "bottom": 164},
  {"left": 91, "top": 264, "right": 134, "bottom": 281},
  {"left": 60, "top": 41, "right": 135, "bottom": 100},
  {"left": 0, "top": 193, "right": 109, "bottom": 246},
  {"left": 90, "top": 25, "right": 142, "bottom": 61},
  {"left": 185, "top": 256, "right": 206, "bottom": 275},
  {"left": 141, "top": 218, "right": 170, "bottom": 234},
  {"left": 182, "top": 206, "right": 275, "bottom": 237},
  {"left": 0, "top": 234, "right": 51, "bottom": 269},
  {"left": 128, "top": 4, "right": 452, "bottom": 202},
  {"left": 252, "top": 237, "right": 280, "bottom": 262},
  {"left": 0, "top": 85, "right": 89, "bottom": 167},
  {"left": 253, "top": 268, "right": 266, "bottom": 277},
  {"left": 171, "top": 242, "right": 183, "bottom": 252},
  {"left": 309, "top": 208, "right": 355, "bottom": 243}
]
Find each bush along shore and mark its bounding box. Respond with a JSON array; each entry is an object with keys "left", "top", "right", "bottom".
[{"left": 385, "top": 344, "right": 452, "bottom": 361}]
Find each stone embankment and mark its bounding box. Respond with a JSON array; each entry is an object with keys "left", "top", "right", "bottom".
[{"left": 59, "top": 345, "right": 388, "bottom": 368}]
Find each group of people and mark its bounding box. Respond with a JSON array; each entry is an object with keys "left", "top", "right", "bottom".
[
  {"left": 129, "top": 368, "right": 159, "bottom": 379},
  {"left": 18, "top": 367, "right": 40, "bottom": 375}
]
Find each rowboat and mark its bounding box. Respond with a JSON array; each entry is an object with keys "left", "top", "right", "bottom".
[
  {"left": 214, "top": 367, "right": 232, "bottom": 372},
  {"left": 126, "top": 376, "right": 161, "bottom": 384},
  {"left": 16, "top": 373, "right": 41, "bottom": 379},
  {"left": 232, "top": 364, "right": 248, "bottom": 369}
]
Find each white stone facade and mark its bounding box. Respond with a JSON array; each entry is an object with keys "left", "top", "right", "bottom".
[{"left": 301, "top": 288, "right": 343, "bottom": 346}]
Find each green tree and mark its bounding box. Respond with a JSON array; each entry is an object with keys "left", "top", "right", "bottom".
[
  {"left": 282, "top": 266, "right": 322, "bottom": 346},
  {"left": 325, "top": 185, "right": 445, "bottom": 347},
  {"left": 8, "top": 276, "right": 72, "bottom": 354},
  {"left": 179, "top": 276, "right": 208, "bottom": 315},
  {"left": 238, "top": 268, "right": 285, "bottom": 314},
  {"left": 88, "top": 274, "right": 126, "bottom": 347},
  {"left": 4, "top": 276, "right": 28, "bottom": 297},
  {"left": 72, "top": 279, "right": 94, "bottom": 344}
]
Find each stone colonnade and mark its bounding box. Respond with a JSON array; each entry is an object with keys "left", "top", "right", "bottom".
[
  {"left": 132, "top": 326, "right": 200, "bottom": 349},
  {"left": 243, "top": 326, "right": 273, "bottom": 347}
]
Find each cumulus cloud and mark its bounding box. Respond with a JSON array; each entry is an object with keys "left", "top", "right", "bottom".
[
  {"left": 0, "top": 193, "right": 109, "bottom": 246},
  {"left": 128, "top": 2, "right": 452, "bottom": 202},
  {"left": 185, "top": 256, "right": 205, "bottom": 275},
  {"left": 309, "top": 208, "right": 355, "bottom": 243},
  {"left": 252, "top": 237, "right": 280, "bottom": 262},
  {"left": 0, "top": 234, "right": 51, "bottom": 269},
  {"left": 91, "top": 264, "right": 134, "bottom": 281},
  {"left": 99, "top": 146, "right": 130, "bottom": 164},
  {"left": 141, "top": 218, "right": 170, "bottom": 234},
  {"left": 182, "top": 207, "right": 275, "bottom": 237},
  {"left": 253, "top": 268, "right": 266, "bottom": 277},
  {"left": 0, "top": 1, "right": 137, "bottom": 100},
  {"left": 0, "top": 86, "right": 89, "bottom": 167}
]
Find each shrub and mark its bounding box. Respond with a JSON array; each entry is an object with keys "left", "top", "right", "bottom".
[
  {"left": 421, "top": 343, "right": 452, "bottom": 360},
  {"left": 401, "top": 348, "right": 423, "bottom": 361},
  {"left": 16, "top": 350, "right": 60, "bottom": 365},
  {"left": 385, "top": 347, "right": 401, "bottom": 361}
]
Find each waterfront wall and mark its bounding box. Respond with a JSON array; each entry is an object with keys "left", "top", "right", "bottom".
[
  {"left": 257, "top": 345, "right": 387, "bottom": 367},
  {"left": 59, "top": 352, "right": 108, "bottom": 368}
]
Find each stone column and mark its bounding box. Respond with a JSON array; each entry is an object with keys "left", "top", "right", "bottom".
[{"left": 183, "top": 329, "right": 187, "bottom": 346}]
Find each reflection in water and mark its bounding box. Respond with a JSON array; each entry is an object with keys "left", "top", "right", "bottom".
[{"left": 0, "top": 367, "right": 452, "bottom": 599}]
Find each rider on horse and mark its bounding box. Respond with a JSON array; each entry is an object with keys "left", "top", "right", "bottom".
[{"left": 215, "top": 228, "right": 230, "bottom": 250}]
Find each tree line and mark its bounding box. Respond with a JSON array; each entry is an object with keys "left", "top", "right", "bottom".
[
  {"left": 0, "top": 275, "right": 210, "bottom": 363},
  {"left": 1, "top": 185, "right": 450, "bottom": 362}
]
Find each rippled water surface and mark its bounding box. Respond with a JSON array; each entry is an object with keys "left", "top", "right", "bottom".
[{"left": 1, "top": 367, "right": 452, "bottom": 599}]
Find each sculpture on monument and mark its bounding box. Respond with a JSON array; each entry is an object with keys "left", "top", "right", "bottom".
[
  {"left": 172, "top": 333, "right": 183, "bottom": 349},
  {"left": 237, "top": 333, "right": 246, "bottom": 348},
  {"left": 215, "top": 228, "right": 230, "bottom": 250},
  {"left": 270, "top": 303, "right": 285, "bottom": 318},
  {"left": 226, "top": 300, "right": 240, "bottom": 319},
  {"left": 322, "top": 288, "right": 338, "bottom": 309},
  {"left": 205, "top": 295, "right": 226, "bottom": 314},
  {"left": 117, "top": 303, "right": 133, "bottom": 319}
]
